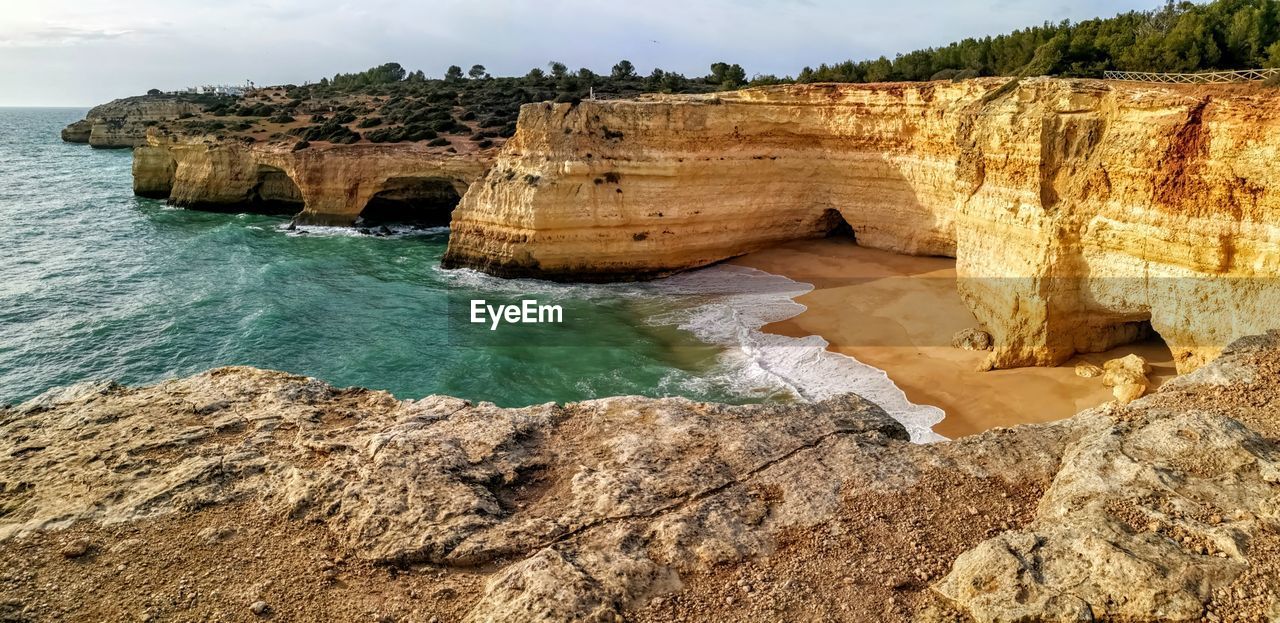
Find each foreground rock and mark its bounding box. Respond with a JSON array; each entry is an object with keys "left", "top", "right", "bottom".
[
  {"left": 443, "top": 79, "right": 1280, "bottom": 375},
  {"left": 2, "top": 333, "right": 1279, "bottom": 621}
]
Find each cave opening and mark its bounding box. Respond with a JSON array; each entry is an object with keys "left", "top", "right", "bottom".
[
  {"left": 358, "top": 177, "right": 462, "bottom": 229},
  {"left": 245, "top": 165, "right": 305, "bottom": 215},
  {"left": 818, "top": 208, "right": 857, "bottom": 242}
]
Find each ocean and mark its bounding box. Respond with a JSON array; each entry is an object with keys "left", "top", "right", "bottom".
[{"left": 0, "top": 107, "right": 942, "bottom": 441}]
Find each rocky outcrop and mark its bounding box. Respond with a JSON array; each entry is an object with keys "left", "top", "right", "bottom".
[
  {"left": 3, "top": 333, "right": 1278, "bottom": 621},
  {"left": 59, "top": 120, "right": 92, "bottom": 143},
  {"left": 937, "top": 333, "right": 1280, "bottom": 622},
  {"left": 62, "top": 96, "right": 206, "bottom": 148},
  {"left": 442, "top": 79, "right": 1280, "bottom": 372},
  {"left": 133, "top": 136, "right": 491, "bottom": 224}
]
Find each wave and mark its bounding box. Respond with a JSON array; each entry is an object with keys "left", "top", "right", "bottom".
[
  {"left": 649, "top": 265, "right": 947, "bottom": 443},
  {"left": 279, "top": 223, "right": 450, "bottom": 238},
  {"left": 440, "top": 262, "right": 947, "bottom": 442}
]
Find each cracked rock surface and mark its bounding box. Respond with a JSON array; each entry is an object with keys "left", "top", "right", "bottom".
[{"left": 2, "top": 333, "right": 1279, "bottom": 621}]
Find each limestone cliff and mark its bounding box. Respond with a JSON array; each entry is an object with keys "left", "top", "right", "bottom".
[
  {"left": 62, "top": 96, "right": 207, "bottom": 148},
  {"left": 3, "top": 333, "right": 1279, "bottom": 621},
  {"left": 134, "top": 136, "right": 491, "bottom": 225},
  {"left": 442, "top": 79, "right": 1280, "bottom": 372}
]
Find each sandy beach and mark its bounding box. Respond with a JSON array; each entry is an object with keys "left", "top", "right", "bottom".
[{"left": 732, "top": 239, "right": 1177, "bottom": 438}]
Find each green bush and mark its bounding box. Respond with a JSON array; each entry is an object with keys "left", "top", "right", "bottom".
[
  {"left": 366, "top": 124, "right": 437, "bottom": 143},
  {"left": 290, "top": 121, "right": 360, "bottom": 144}
]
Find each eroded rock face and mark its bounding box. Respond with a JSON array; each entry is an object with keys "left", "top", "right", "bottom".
[
  {"left": 3, "top": 334, "right": 1279, "bottom": 621},
  {"left": 935, "top": 334, "right": 1280, "bottom": 622},
  {"left": 62, "top": 96, "right": 206, "bottom": 148},
  {"left": 132, "top": 137, "right": 490, "bottom": 224},
  {"left": 0, "top": 370, "right": 918, "bottom": 621},
  {"left": 443, "top": 79, "right": 1280, "bottom": 372}
]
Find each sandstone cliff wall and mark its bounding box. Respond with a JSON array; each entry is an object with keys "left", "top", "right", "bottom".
[
  {"left": 443, "top": 79, "right": 1280, "bottom": 372},
  {"left": 63, "top": 96, "right": 206, "bottom": 148},
  {"left": 134, "top": 136, "right": 491, "bottom": 224}
]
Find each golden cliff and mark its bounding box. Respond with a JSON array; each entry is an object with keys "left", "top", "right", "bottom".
[
  {"left": 62, "top": 96, "right": 206, "bottom": 148},
  {"left": 133, "top": 136, "right": 491, "bottom": 225},
  {"left": 442, "top": 78, "right": 1280, "bottom": 373}
]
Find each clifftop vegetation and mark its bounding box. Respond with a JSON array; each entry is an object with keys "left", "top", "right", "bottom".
[
  {"left": 792, "top": 0, "right": 1280, "bottom": 83},
  {"left": 148, "top": 0, "right": 1279, "bottom": 148},
  {"left": 155, "top": 60, "right": 745, "bottom": 149}
]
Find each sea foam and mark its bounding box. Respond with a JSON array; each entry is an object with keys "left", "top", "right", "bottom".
[
  {"left": 439, "top": 262, "right": 947, "bottom": 443},
  {"left": 648, "top": 265, "right": 946, "bottom": 443}
]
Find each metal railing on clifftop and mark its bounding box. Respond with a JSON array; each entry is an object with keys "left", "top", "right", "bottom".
[{"left": 1103, "top": 68, "right": 1280, "bottom": 84}]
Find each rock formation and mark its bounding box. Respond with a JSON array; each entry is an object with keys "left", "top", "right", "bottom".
[
  {"left": 133, "top": 136, "right": 491, "bottom": 225},
  {"left": 442, "top": 79, "right": 1280, "bottom": 373},
  {"left": 1100, "top": 353, "right": 1153, "bottom": 404},
  {"left": 61, "top": 96, "right": 206, "bottom": 148},
  {"left": 3, "top": 333, "right": 1278, "bottom": 621}
]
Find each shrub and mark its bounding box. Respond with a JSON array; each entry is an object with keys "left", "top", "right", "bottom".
[
  {"left": 366, "top": 124, "right": 437, "bottom": 143},
  {"left": 427, "top": 137, "right": 450, "bottom": 147},
  {"left": 290, "top": 120, "right": 360, "bottom": 144},
  {"left": 358, "top": 116, "right": 383, "bottom": 128}
]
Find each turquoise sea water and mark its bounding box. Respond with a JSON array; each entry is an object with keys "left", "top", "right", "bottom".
[
  {"left": 0, "top": 107, "right": 780, "bottom": 407},
  {"left": 0, "top": 108, "right": 949, "bottom": 441}
]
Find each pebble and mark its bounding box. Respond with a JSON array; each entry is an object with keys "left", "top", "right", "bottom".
[
  {"left": 250, "top": 600, "right": 270, "bottom": 616},
  {"left": 60, "top": 538, "right": 92, "bottom": 559}
]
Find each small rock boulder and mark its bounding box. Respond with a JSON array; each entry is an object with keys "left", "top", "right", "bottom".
[
  {"left": 1101, "top": 354, "right": 1152, "bottom": 404},
  {"left": 1074, "top": 362, "right": 1103, "bottom": 378},
  {"left": 1104, "top": 353, "right": 1151, "bottom": 375},
  {"left": 952, "top": 328, "right": 993, "bottom": 351},
  {"left": 59, "top": 538, "right": 92, "bottom": 559},
  {"left": 1111, "top": 382, "right": 1148, "bottom": 405},
  {"left": 249, "top": 601, "right": 269, "bottom": 616}
]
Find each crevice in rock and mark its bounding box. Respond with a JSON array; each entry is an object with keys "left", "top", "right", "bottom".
[
  {"left": 244, "top": 165, "right": 304, "bottom": 215},
  {"left": 357, "top": 176, "right": 461, "bottom": 229},
  {"left": 819, "top": 208, "right": 857, "bottom": 242},
  {"left": 514, "top": 425, "right": 873, "bottom": 559}
]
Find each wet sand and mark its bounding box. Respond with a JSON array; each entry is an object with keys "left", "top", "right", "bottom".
[{"left": 731, "top": 239, "right": 1177, "bottom": 438}]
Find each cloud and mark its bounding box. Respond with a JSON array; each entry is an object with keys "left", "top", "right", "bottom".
[
  {"left": 0, "top": 24, "right": 153, "bottom": 48},
  {"left": 0, "top": 0, "right": 1160, "bottom": 106}
]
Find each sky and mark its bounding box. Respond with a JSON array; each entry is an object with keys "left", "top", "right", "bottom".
[{"left": 0, "top": 0, "right": 1161, "bottom": 107}]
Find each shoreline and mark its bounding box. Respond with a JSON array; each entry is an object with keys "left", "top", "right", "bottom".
[
  {"left": 731, "top": 239, "right": 1178, "bottom": 438},
  {"left": 650, "top": 264, "right": 946, "bottom": 442}
]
